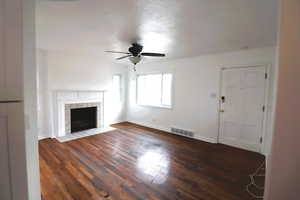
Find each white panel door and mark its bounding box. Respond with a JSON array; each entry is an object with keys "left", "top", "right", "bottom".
[
  {"left": 0, "top": 0, "right": 23, "bottom": 101},
  {"left": 7, "top": 103, "right": 28, "bottom": 200},
  {"left": 0, "top": 105, "right": 12, "bottom": 200},
  {"left": 219, "top": 66, "right": 267, "bottom": 152},
  {"left": 4, "top": 0, "right": 23, "bottom": 100},
  {"left": 0, "top": 0, "right": 6, "bottom": 100},
  {"left": 0, "top": 103, "right": 27, "bottom": 200}
]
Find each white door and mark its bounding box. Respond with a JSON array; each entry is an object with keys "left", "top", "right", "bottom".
[
  {"left": 0, "top": 0, "right": 23, "bottom": 101},
  {"left": 0, "top": 105, "right": 12, "bottom": 200},
  {"left": 0, "top": 0, "right": 5, "bottom": 100},
  {"left": 0, "top": 103, "right": 27, "bottom": 200},
  {"left": 219, "top": 66, "right": 267, "bottom": 152}
]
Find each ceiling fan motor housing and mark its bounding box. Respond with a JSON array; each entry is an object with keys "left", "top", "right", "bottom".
[{"left": 129, "top": 43, "right": 143, "bottom": 56}]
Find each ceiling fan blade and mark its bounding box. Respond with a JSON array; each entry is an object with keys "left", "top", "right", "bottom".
[
  {"left": 116, "top": 55, "right": 131, "bottom": 60},
  {"left": 141, "top": 52, "right": 166, "bottom": 57},
  {"left": 105, "top": 50, "right": 130, "bottom": 54}
]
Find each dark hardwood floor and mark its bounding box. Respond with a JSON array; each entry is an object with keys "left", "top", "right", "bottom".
[{"left": 39, "top": 122, "right": 265, "bottom": 200}]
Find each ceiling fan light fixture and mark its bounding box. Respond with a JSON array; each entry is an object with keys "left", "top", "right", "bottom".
[
  {"left": 105, "top": 44, "right": 165, "bottom": 70},
  {"left": 129, "top": 56, "right": 142, "bottom": 65}
]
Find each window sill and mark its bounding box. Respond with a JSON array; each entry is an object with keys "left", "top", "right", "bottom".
[{"left": 137, "top": 104, "right": 173, "bottom": 110}]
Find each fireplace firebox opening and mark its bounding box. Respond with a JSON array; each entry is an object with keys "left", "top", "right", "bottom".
[{"left": 71, "top": 107, "right": 97, "bottom": 133}]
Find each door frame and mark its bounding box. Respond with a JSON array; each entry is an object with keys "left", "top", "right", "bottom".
[{"left": 217, "top": 64, "right": 271, "bottom": 154}]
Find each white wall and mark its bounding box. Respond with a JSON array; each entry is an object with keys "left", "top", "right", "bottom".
[
  {"left": 127, "top": 47, "right": 277, "bottom": 155},
  {"left": 37, "top": 50, "right": 128, "bottom": 139},
  {"left": 23, "top": 0, "right": 41, "bottom": 199},
  {"left": 37, "top": 50, "right": 50, "bottom": 139}
]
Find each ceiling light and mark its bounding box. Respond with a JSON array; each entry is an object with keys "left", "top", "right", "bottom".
[
  {"left": 129, "top": 56, "right": 142, "bottom": 72},
  {"left": 129, "top": 56, "right": 142, "bottom": 65}
]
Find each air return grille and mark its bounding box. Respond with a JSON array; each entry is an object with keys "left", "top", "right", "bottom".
[{"left": 171, "top": 127, "right": 194, "bottom": 138}]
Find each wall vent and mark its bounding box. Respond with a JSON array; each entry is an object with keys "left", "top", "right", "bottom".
[{"left": 171, "top": 127, "right": 194, "bottom": 138}]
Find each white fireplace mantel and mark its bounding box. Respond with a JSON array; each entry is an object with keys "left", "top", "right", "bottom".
[{"left": 53, "top": 90, "right": 106, "bottom": 138}]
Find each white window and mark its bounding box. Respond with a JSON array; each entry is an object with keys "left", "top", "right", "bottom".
[
  {"left": 137, "top": 73, "right": 173, "bottom": 108},
  {"left": 113, "top": 74, "right": 121, "bottom": 101}
]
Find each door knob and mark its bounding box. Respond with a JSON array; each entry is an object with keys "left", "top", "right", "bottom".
[{"left": 221, "top": 96, "right": 225, "bottom": 103}]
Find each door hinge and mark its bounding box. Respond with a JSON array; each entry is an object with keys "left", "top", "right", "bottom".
[
  {"left": 260, "top": 137, "right": 263, "bottom": 144},
  {"left": 265, "top": 73, "right": 268, "bottom": 79}
]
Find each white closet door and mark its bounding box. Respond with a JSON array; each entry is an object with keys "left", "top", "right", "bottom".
[
  {"left": 219, "top": 66, "right": 267, "bottom": 152},
  {"left": 4, "top": 0, "right": 23, "bottom": 100},
  {"left": 0, "top": 105, "right": 12, "bottom": 200},
  {"left": 7, "top": 103, "right": 28, "bottom": 200},
  {"left": 0, "top": 0, "right": 6, "bottom": 100},
  {"left": 0, "top": 0, "right": 23, "bottom": 101}
]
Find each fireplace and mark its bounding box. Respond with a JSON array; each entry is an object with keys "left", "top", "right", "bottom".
[
  {"left": 56, "top": 91, "right": 104, "bottom": 138},
  {"left": 71, "top": 107, "right": 97, "bottom": 133}
]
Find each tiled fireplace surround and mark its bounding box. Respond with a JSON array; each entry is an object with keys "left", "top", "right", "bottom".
[
  {"left": 64, "top": 102, "right": 102, "bottom": 134},
  {"left": 54, "top": 91, "right": 113, "bottom": 142}
]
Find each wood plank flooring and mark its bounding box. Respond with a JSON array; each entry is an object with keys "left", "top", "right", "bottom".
[{"left": 39, "top": 122, "right": 265, "bottom": 200}]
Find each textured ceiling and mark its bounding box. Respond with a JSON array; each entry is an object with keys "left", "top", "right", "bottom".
[{"left": 36, "top": 0, "right": 279, "bottom": 60}]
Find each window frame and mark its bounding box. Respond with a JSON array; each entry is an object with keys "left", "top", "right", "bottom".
[
  {"left": 112, "top": 74, "right": 122, "bottom": 102},
  {"left": 136, "top": 72, "right": 174, "bottom": 109}
]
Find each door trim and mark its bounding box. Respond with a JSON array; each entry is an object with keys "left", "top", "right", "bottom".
[{"left": 217, "top": 64, "right": 271, "bottom": 154}]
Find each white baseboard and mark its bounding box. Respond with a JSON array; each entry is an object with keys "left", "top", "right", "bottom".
[
  {"left": 219, "top": 138, "right": 260, "bottom": 152},
  {"left": 195, "top": 135, "right": 218, "bottom": 144},
  {"left": 38, "top": 135, "right": 50, "bottom": 140},
  {"left": 108, "top": 119, "right": 127, "bottom": 125},
  {"left": 128, "top": 120, "right": 170, "bottom": 132},
  {"left": 127, "top": 120, "right": 217, "bottom": 144}
]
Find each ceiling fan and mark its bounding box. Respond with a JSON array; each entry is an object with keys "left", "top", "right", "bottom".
[{"left": 105, "top": 43, "right": 166, "bottom": 71}]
